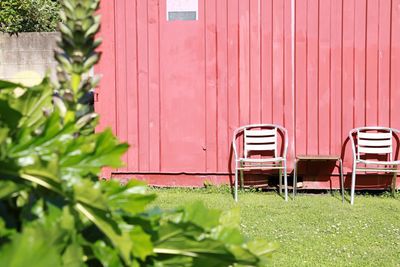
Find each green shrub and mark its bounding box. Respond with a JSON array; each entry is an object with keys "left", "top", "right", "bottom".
[
  {"left": 0, "top": 0, "right": 277, "bottom": 266},
  {"left": 0, "top": 0, "right": 60, "bottom": 33}
]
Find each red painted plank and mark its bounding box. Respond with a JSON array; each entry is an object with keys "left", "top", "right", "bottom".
[
  {"left": 137, "top": 0, "right": 150, "bottom": 171},
  {"left": 354, "top": 0, "right": 366, "bottom": 128},
  {"left": 261, "top": 0, "right": 273, "bottom": 123},
  {"left": 239, "top": 0, "right": 250, "bottom": 127},
  {"left": 270, "top": 0, "right": 285, "bottom": 158},
  {"left": 295, "top": 0, "right": 307, "bottom": 155},
  {"left": 389, "top": 0, "right": 400, "bottom": 163},
  {"left": 96, "top": 0, "right": 117, "bottom": 177},
  {"left": 318, "top": 0, "right": 330, "bottom": 155},
  {"left": 227, "top": 0, "right": 240, "bottom": 164},
  {"left": 216, "top": 0, "right": 229, "bottom": 172},
  {"left": 330, "top": 0, "right": 342, "bottom": 156},
  {"left": 125, "top": 0, "right": 139, "bottom": 171},
  {"left": 391, "top": 0, "right": 400, "bottom": 130},
  {"left": 306, "top": 0, "right": 319, "bottom": 155},
  {"left": 365, "top": 0, "right": 379, "bottom": 126},
  {"left": 272, "top": 0, "right": 284, "bottom": 127},
  {"left": 249, "top": 0, "right": 261, "bottom": 124},
  {"left": 148, "top": 0, "right": 161, "bottom": 171},
  {"left": 205, "top": 0, "right": 218, "bottom": 172},
  {"left": 378, "top": 0, "right": 391, "bottom": 127},
  {"left": 96, "top": 0, "right": 116, "bottom": 133},
  {"left": 284, "top": 0, "right": 294, "bottom": 167},
  {"left": 272, "top": 0, "right": 285, "bottom": 126},
  {"left": 115, "top": 0, "right": 128, "bottom": 171},
  {"left": 342, "top": 0, "right": 355, "bottom": 165}
]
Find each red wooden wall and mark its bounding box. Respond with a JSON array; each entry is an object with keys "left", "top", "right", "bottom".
[{"left": 96, "top": 0, "right": 400, "bottom": 188}]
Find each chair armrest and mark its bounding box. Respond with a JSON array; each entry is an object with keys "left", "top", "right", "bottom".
[
  {"left": 282, "top": 127, "right": 288, "bottom": 159},
  {"left": 232, "top": 127, "right": 244, "bottom": 162},
  {"left": 392, "top": 128, "right": 400, "bottom": 134},
  {"left": 348, "top": 128, "right": 358, "bottom": 160}
]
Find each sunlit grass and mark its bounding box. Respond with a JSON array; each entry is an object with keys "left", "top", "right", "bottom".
[{"left": 150, "top": 187, "right": 400, "bottom": 266}]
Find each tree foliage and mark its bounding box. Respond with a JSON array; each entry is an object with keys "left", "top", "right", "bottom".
[
  {"left": 0, "top": 0, "right": 277, "bottom": 266},
  {"left": 0, "top": 0, "right": 60, "bottom": 34}
]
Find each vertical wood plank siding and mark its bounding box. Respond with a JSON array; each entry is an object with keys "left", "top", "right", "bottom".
[{"left": 97, "top": 0, "right": 400, "bottom": 187}]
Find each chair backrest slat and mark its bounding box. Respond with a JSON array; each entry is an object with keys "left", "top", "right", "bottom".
[
  {"left": 244, "top": 128, "right": 277, "bottom": 157},
  {"left": 358, "top": 146, "right": 392, "bottom": 154},
  {"left": 358, "top": 139, "right": 392, "bottom": 147},
  {"left": 246, "top": 129, "right": 276, "bottom": 136},
  {"left": 245, "top": 136, "right": 276, "bottom": 144},
  {"left": 356, "top": 128, "right": 393, "bottom": 160},
  {"left": 358, "top": 132, "right": 392, "bottom": 139},
  {"left": 245, "top": 144, "right": 276, "bottom": 151}
]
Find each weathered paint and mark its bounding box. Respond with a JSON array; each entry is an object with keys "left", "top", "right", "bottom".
[{"left": 96, "top": 0, "right": 400, "bottom": 189}]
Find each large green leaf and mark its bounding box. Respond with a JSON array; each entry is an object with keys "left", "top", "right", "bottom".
[
  {"left": 75, "top": 202, "right": 132, "bottom": 265},
  {"left": 62, "top": 243, "right": 85, "bottom": 267},
  {"left": 9, "top": 111, "right": 75, "bottom": 157},
  {"left": 212, "top": 227, "right": 244, "bottom": 245},
  {"left": 74, "top": 179, "right": 108, "bottom": 211},
  {"left": 130, "top": 226, "right": 153, "bottom": 261},
  {"left": 0, "top": 180, "right": 24, "bottom": 199},
  {"left": 0, "top": 217, "right": 16, "bottom": 238},
  {"left": 150, "top": 202, "right": 277, "bottom": 267},
  {"left": 0, "top": 80, "right": 23, "bottom": 90},
  {"left": 8, "top": 78, "right": 53, "bottom": 129},
  {"left": 0, "top": 99, "right": 22, "bottom": 131},
  {"left": 102, "top": 180, "right": 156, "bottom": 214},
  {"left": 0, "top": 228, "right": 62, "bottom": 267},
  {"left": 245, "top": 240, "right": 278, "bottom": 264},
  {"left": 0, "top": 215, "right": 67, "bottom": 267},
  {"left": 181, "top": 202, "right": 221, "bottom": 230},
  {"left": 91, "top": 241, "right": 123, "bottom": 267},
  {"left": 60, "top": 129, "right": 129, "bottom": 178}
]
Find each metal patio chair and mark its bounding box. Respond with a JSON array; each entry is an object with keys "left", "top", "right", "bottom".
[
  {"left": 232, "top": 124, "right": 288, "bottom": 202},
  {"left": 349, "top": 127, "right": 400, "bottom": 205}
]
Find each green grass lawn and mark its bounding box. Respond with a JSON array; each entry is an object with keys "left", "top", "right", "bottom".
[{"left": 150, "top": 187, "right": 400, "bottom": 266}]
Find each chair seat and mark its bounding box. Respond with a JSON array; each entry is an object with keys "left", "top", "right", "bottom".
[
  {"left": 239, "top": 157, "right": 283, "bottom": 163},
  {"left": 357, "top": 159, "right": 400, "bottom": 165}
]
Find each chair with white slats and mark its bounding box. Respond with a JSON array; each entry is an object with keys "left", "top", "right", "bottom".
[
  {"left": 349, "top": 127, "right": 400, "bottom": 205},
  {"left": 232, "top": 124, "right": 288, "bottom": 202}
]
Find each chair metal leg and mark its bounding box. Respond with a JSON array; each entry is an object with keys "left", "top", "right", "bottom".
[
  {"left": 293, "top": 159, "right": 298, "bottom": 198},
  {"left": 351, "top": 162, "right": 356, "bottom": 205},
  {"left": 279, "top": 164, "right": 283, "bottom": 195},
  {"left": 392, "top": 168, "right": 397, "bottom": 198},
  {"left": 240, "top": 169, "right": 244, "bottom": 190},
  {"left": 284, "top": 161, "right": 288, "bottom": 201},
  {"left": 339, "top": 159, "right": 345, "bottom": 203},
  {"left": 234, "top": 167, "right": 238, "bottom": 202}
]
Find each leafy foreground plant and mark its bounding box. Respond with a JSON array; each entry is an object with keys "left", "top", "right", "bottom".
[{"left": 0, "top": 0, "right": 277, "bottom": 266}]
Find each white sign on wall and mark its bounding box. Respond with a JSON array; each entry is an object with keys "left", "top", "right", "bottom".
[{"left": 167, "top": 0, "right": 198, "bottom": 21}]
